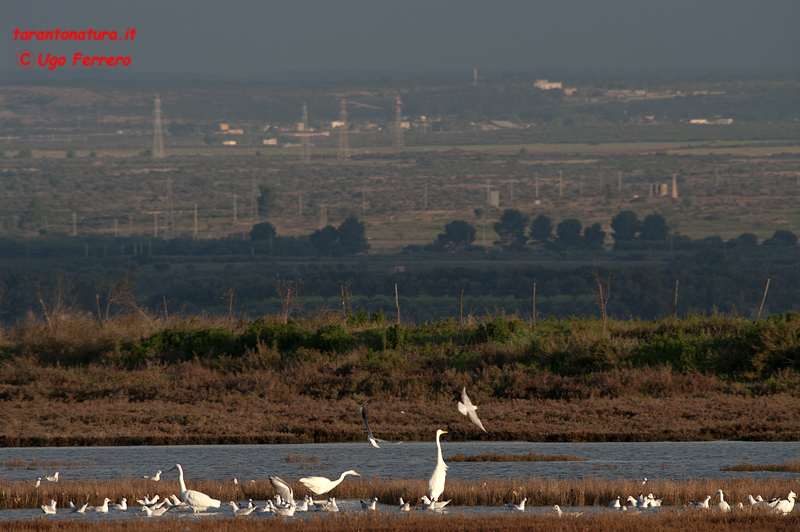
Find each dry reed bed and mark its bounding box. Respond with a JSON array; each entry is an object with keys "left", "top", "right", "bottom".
[
  {"left": 2, "top": 477, "right": 798, "bottom": 510},
  {"left": 2, "top": 511, "right": 800, "bottom": 532}
]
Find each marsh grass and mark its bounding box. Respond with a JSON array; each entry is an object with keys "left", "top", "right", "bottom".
[
  {"left": 3, "top": 312, "right": 800, "bottom": 445},
  {"left": 445, "top": 452, "right": 586, "bottom": 462},
  {"left": 1, "top": 476, "right": 797, "bottom": 511},
  {"left": 1, "top": 458, "right": 90, "bottom": 470},
  {"left": 3, "top": 507, "right": 800, "bottom": 532},
  {"left": 721, "top": 459, "right": 800, "bottom": 472}
]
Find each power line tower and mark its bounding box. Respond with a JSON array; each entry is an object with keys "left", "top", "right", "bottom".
[
  {"left": 337, "top": 99, "right": 349, "bottom": 160},
  {"left": 393, "top": 93, "right": 404, "bottom": 150},
  {"left": 153, "top": 94, "right": 165, "bottom": 159},
  {"left": 300, "top": 102, "right": 311, "bottom": 164}
]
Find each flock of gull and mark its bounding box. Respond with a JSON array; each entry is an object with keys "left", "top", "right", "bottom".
[{"left": 33, "top": 387, "right": 798, "bottom": 518}]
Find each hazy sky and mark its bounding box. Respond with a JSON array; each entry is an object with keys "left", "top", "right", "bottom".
[{"left": 4, "top": 0, "right": 799, "bottom": 80}]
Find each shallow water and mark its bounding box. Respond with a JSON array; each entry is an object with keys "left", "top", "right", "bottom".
[
  {"left": 2, "top": 440, "right": 798, "bottom": 483},
  {"left": 2, "top": 441, "right": 798, "bottom": 520}
]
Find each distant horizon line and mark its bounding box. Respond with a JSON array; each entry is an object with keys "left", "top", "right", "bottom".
[{"left": 2, "top": 66, "right": 799, "bottom": 84}]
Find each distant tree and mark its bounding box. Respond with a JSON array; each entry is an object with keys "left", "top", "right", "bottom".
[
  {"left": 250, "top": 222, "right": 277, "bottom": 241},
  {"left": 493, "top": 209, "right": 529, "bottom": 246},
  {"left": 729, "top": 232, "right": 758, "bottom": 247},
  {"left": 611, "top": 210, "right": 639, "bottom": 241},
  {"left": 583, "top": 223, "right": 606, "bottom": 247},
  {"left": 437, "top": 220, "right": 476, "bottom": 249},
  {"left": 555, "top": 218, "right": 583, "bottom": 247},
  {"left": 338, "top": 216, "right": 369, "bottom": 254},
  {"left": 65, "top": 150, "right": 76, "bottom": 158},
  {"left": 16, "top": 148, "right": 33, "bottom": 159},
  {"left": 529, "top": 214, "right": 553, "bottom": 243},
  {"left": 257, "top": 186, "right": 276, "bottom": 216},
  {"left": 763, "top": 230, "right": 798, "bottom": 246},
  {"left": 639, "top": 213, "right": 669, "bottom": 240},
  {"left": 309, "top": 225, "right": 341, "bottom": 256}
]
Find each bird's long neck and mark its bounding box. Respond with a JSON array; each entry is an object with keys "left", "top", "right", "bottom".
[
  {"left": 436, "top": 434, "right": 445, "bottom": 466},
  {"left": 177, "top": 466, "right": 187, "bottom": 493}
]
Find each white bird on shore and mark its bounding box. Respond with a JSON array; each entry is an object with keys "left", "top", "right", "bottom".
[
  {"left": 609, "top": 496, "right": 621, "bottom": 508},
  {"left": 361, "top": 497, "right": 378, "bottom": 510},
  {"left": 428, "top": 429, "right": 449, "bottom": 503},
  {"left": 552, "top": 504, "right": 583, "bottom": 517},
  {"left": 646, "top": 494, "right": 662, "bottom": 507},
  {"left": 300, "top": 470, "right": 361, "bottom": 496},
  {"left": 689, "top": 495, "right": 712, "bottom": 509},
  {"left": 457, "top": 387, "right": 487, "bottom": 432},
  {"left": 229, "top": 501, "right": 256, "bottom": 516},
  {"left": 398, "top": 497, "right": 411, "bottom": 511},
  {"left": 41, "top": 499, "right": 57, "bottom": 514},
  {"left": 45, "top": 472, "right": 59, "bottom": 482},
  {"left": 420, "top": 495, "right": 451, "bottom": 510},
  {"left": 35, "top": 478, "right": 41, "bottom": 488},
  {"left": 169, "top": 463, "right": 221, "bottom": 513},
  {"left": 110, "top": 498, "right": 128, "bottom": 510},
  {"left": 136, "top": 495, "right": 160, "bottom": 507},
  {"left": 320, "top": 497, "right": 339, "bottom": 512},
  {"left": 505, "top": 498, "right": 526, "bottom": 511},
  {"left": 143, "top": 470, "right": 162, "bottom": 481},
  {"left": 770, "top": 491, "right": 797, "bottom": 515},
  {"left": 69, "top": 501, "right": 88, "bottom": 513},
  {"left": 715, "top": 489, "right": 731, "bottom": 512},
  {"left": 360, "top": 406, "right": 402, "bottom": 448},
  {"left": 88, "top": 498, "right": 111, "bottom": 513},
  {"left": 142, "top": 505, "right": 169, "bottom": 517},
  {"left": 747, "top": 494, "right": 762, "bottom": 506}
]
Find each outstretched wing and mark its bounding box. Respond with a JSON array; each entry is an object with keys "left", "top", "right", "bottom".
[
  {"left": 269, "top": 476, "right": 294, "bottom": 505},
  {"left": 361, "top": 406, "right": 403, "bottom": 445},
  {"left": 458, "top": 387, "right": 487, "bottom": 432}
]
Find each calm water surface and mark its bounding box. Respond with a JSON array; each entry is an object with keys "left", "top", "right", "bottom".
[{"left": 2, "top": 441, "right": 799, "bottom": 483}]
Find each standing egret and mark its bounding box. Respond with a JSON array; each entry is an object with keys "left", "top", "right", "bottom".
[
  {"left": 360, "top": 406, "right": 402, "bottom": 448},
  {"left": 169, "top": 463, "right": 221, "bottom": 513},
  {"left": 300, "top": 470, "right": 361, "bottom": 496},
  {"left": 428, "top": 429, "right": 449, "bottom": 502},
  {"left": 457, "top": 388, "right": 487, "bottom": 432}
]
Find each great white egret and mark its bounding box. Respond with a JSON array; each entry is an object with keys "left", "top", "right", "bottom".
[
  {"left": 428, "top": 429, "right": 448, "bottom": 503},
  {"left": 269, "top": 476, "right": 295, "bottom": 505},
  {"left": 300, "top": 470, "right": 360, "bottom": 495},
  {"left": 169, "top": 463, "right": 221, "bottom": 513},
  {"left": 457, "top": 388, "right": 487, "bottom": 432},
  {"left": 360, "top": 406, "right": 402, "bottom": 448},
  {"left": 770, "top": 491, "right": 796, "bottom": 515},
  {"left": 715, "top": 489, "right": 730, "bottom": 512}
]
